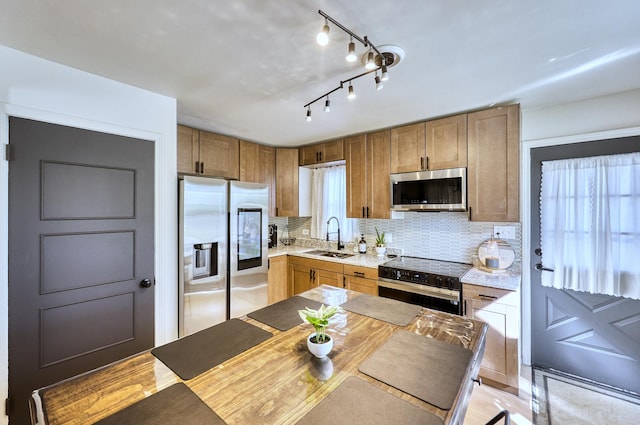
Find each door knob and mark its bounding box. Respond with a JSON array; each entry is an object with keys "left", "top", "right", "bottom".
[
  {"left": 534, "top": 248, "right": 542, "bottom": 256},
  {"left": 139, "top": 278, "right": 153, "bottom": 288}
]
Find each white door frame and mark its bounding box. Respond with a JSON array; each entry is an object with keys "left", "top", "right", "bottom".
[
  {"left": 520, "top": 126, "right": 640, "bottom": 364},
  {"left": 1, "top": 104, "right": 176, "bottom": 424}
]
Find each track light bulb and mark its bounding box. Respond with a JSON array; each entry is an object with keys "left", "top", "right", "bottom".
[
  {"left": 365, "top": 50, "right": 376, "bottom": 70},
  {"left": 347, "top": 83, "right": 356, "bottom": 100},
  {"left": 375, "top": 74, "right": 383, "bottom": 90},
  {"left": 324, "top": 98, "right": 331, "bottom": 112},
  {"left": 346, "top": 40, "right": 357, "bottom": 62},
  {"left": 381, "top": 64, "right": 389, "bottom": 81},
  {"left": 316, "top": 20, "right": 330, "bottom": 46},
  {"left": 306, "top": 107, "right": 312, "bottom": 121}
]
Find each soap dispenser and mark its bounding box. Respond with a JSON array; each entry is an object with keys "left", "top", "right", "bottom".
[{"left": 358, "top": 234, "right": 367, "bottom": 254}]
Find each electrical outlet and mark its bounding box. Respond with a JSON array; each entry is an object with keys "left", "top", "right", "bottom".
[
  {"left": 302, "top": 229, "right": 310, "bottom": 236},
  {"left": 385, "top": 233, "right": 392, "bottom": 243},
  {"left": 494, "top": 225, "right": 516, "bottom": 239}
]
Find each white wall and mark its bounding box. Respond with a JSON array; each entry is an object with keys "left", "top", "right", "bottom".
[
  {"left": 520, "top": 88, "right": 640, "bottom": 365},
  {"left": 0, "top": 45, "right": 178, "bottom": 424}
]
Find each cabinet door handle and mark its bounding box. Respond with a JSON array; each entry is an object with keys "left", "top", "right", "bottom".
[
  {"left": 420, "top": 157, "right": 424, "bottom": 170},
  {"left": 343, "top": 276, "right": 346, "bottom": 288},
  {"left": 195, "top": 161, "right": 200, "bottom": 173},
  {"left": 366, "top": 206, "right": 370, "bottom": 218},
  {"left": 200, "top": 162, "right": 205, "bottom": 174},
  {"left": 463, "top": 300, "right": 467, "bottom": 316},
  {"left": 309, "top": 269, "right": 313, "bottom": 280},
  {"left": 362, "top": 207, "right": 365, "bottom": 218},
  {"left": 479, "top": 294, "right": 498, "bottom": 300},
  {"left": 354, "top": 271, "right": 365, "bottom": 277},
  {"left": 425, "top": 156, "right": 429, "bottom": 170},
  {"left": 468, "top": 206, "right": 473, "bottom": 221}
]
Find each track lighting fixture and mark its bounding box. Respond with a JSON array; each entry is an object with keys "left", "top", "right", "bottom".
[
  {"left": 365, "top": 49, "right": 376, "bottom": 70},
  {"left": 381, "top": 63, "right": 389, "bottom": 81},
  {"left": 346, "top": 38, "right": 357, "bottom": 62},
  {"left": 375, "top": 73, "right": 383, "bottom": 90},
  {"left": 316, "top": 18, "right": 330, "bottom": 46},
  {"left": 304, "top": 9, "right": 401, "bottom": 120}
]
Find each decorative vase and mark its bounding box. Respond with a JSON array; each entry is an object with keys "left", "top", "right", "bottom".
[
  {"left": 375, "top": 245, "right": 386, "bottom": 257},
  {"left": 307, "top": 333, "right": 333, "bottom": 358}
]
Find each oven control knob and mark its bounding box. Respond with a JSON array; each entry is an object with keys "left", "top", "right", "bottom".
[
  {"left": 446, "top": 278, "right": 453, "bottom": 289},
  {"left": 435, "top": 276, "right": 443, "bottom": 287}
]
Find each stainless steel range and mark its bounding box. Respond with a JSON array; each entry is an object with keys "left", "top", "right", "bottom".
[{"left": 378, "top": 257, "right": 471, "bottom": 315}]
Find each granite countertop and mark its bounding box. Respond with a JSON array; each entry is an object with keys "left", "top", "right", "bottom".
[
  {"left": 461, "top": 267, "right": 521, "bottom": 291},
  {"left": 268, "top": 245, "right": 389, "bottom": 269},
  {"left": 270, "top": 246, "right": 521, "bottom": 291}
]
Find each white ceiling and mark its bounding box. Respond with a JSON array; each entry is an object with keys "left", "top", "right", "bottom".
[{"left": 1, "top": 0, "right": 639, "bottom": 146}]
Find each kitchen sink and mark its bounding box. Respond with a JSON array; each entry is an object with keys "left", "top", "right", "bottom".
[{"left": 305, "top": 250, "right": 354, "bottom": 259}]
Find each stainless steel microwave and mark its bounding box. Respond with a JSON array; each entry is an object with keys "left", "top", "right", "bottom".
[{"left": 390, "top": 167, "right": 467, "bottom": 211}]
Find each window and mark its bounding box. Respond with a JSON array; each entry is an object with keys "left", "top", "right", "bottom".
[
  {"left": 540, "top": 152, "right": 640, "bottom": 299},
  {"left": 310, "top": 165, "right": 354, "bottom": 244}
]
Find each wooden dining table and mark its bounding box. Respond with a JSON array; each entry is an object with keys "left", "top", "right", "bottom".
[{"left": 31, "top": 286, "right": 488, "bottom": 425}]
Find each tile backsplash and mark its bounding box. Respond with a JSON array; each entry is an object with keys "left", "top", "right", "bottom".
[{"left": 269, "top": 213, "right": 522, "bottom": 267}]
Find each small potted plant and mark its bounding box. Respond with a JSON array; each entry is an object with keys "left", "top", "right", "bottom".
[
  {"left": 375, "top": 227, "right": 386, "bottom": 257},
  {"left": 298, "top": 304, "right": 340, "bottom": 358}
]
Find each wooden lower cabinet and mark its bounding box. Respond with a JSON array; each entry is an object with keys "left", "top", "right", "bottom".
[
  {"left": 281, "top": 256, "right": 380, "bottom": 298},
  {"left": 267, "top": 255, "right": 288, "bottom": 304},
  {"left": 343, "top": 264, "right": 378, "bottom": 295},
  {"left": 288, "top": 256, "right": 344, "bottom": 295},
  {"left": 463, "top": 283, "right": 520, "bottom": 395}
]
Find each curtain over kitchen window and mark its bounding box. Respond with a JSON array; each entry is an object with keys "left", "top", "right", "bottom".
[
  {"left": 311, "top": 165, "right": 353, "bottom": 243},
  {"left": 540, "top": 152, "right": 640, "bottom": 299}
]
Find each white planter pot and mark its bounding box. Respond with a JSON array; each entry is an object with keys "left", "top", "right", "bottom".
[
  {"left": 375, "top": 246, "right": 386, "bottom": 257},
  {"left": 307, "top": 333, "right": 333, "bottom": 359}
]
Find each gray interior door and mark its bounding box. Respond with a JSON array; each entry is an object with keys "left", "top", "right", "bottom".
[
  {"left": 8, "top": 117, "right": 155, "bottom": 424},
  {"left": 530, "top": 136, "right": 640, "bottom": 393}
]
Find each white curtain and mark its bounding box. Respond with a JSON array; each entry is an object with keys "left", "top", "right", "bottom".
[
  {"left": 540, "top": 152, "right": 640, "bottom": 300},
  {"left": 311, "top": 165, "right": 353, "bottom": 243}
]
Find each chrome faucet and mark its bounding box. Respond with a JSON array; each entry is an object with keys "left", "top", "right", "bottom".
[{"left": 326, "top": 216, "right": 344, "bottom": 250}]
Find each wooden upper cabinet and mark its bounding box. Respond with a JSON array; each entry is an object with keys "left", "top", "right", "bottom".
[
  {"left": 177, "top": 125, "right": 198, "bottom": 174},
  {"left": 299, "top": 145, "right": 318, "bottom": 166},
  {"left": 467, "top": 104, "right": 520, "bottom": 222},
  {"left": 390, "top": 116, "right": 467, "bottom": 173},
  {"left": 275, "top": 148, "right": 299, "bottom": 217},
  {"left": 345, "top": 131, "right": 390, "bottom": 219},
  {"left": 240, "top": 140, "right": 276, "bottom": 216},
  {"left": 345, "top": 134, "right": 367, "bottom": 219},
  {"left": 198, "top": 130, "right": 239, "bottom": 179},
  {"left": 390, "top": 122, "right": 426, "bottom": 173},
  {"left": 177, "top": 125, "right": 240, "bottom": 179},
  {"left": 299, "top": 139, "right": 344, "bottom": 165},
  {"left": 426, "top": 114, "right": 468, "bottom": 170},
  {"left": 365, "top": 130, "right": 391, "bottom": 219}
]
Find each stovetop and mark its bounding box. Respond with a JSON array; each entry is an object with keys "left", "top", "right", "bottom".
[{"left": 380, "top": 256, "right": 471, "bottom": 278}]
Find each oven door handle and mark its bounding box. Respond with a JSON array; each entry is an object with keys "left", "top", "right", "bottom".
[{"left": 378, "top": 278, "right": 460, "bottom": 302}]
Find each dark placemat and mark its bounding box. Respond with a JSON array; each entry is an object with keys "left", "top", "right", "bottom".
[
  {"left": 151, "top": 318, "right": 271, "bottom": 380},
  {"left": 359, "top": 330, "right": 472, "bottom": 410},
  {"left": 295, "top": 376, "right": 443, "bottom": 425},
  {"left": 94, "top": 383, "right": 226, "bottom": 425},
  {"left": 247, "top": 296, "right": 323, "bottom": 331},
  {"left": 341, "top": 294, "right": 422, "bottom": 326}
]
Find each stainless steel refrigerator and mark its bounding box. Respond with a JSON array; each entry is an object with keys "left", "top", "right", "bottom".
[{"left": 179, "top": 176, "right": 269, "bottom": 337}]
